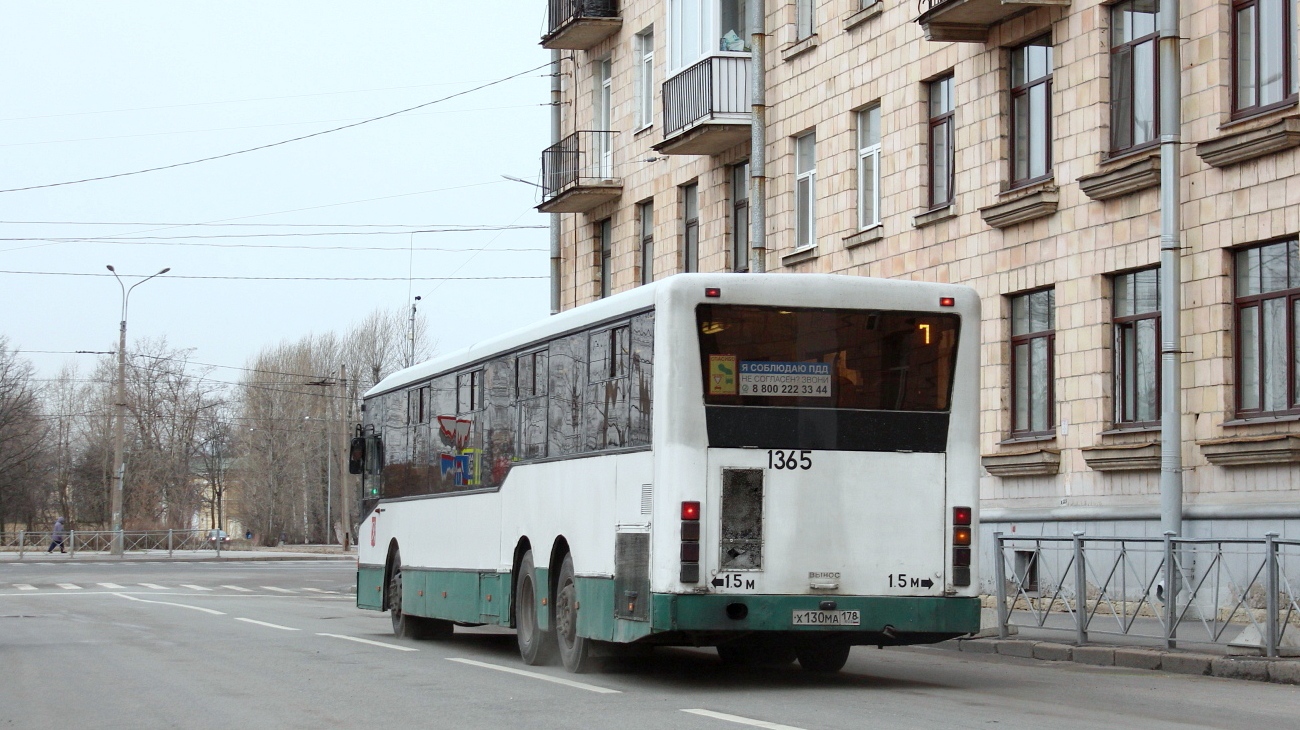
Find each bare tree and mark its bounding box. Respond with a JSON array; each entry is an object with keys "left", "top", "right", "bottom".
[{"left": 0, "top": 338, "right": 50, "bottom": 530}]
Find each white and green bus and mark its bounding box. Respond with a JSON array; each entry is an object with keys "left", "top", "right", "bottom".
[{"left": 354, "top": 273, "right": 980, "bottom": 673}]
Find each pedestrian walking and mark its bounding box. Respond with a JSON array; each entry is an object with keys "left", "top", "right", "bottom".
[{"left": 47, "top": 517, "right": 67, "bottom": 553}]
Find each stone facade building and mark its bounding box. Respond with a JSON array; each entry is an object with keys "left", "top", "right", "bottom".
[{"left": 537, "top": 0, "right": 1300, "bottom": 580}]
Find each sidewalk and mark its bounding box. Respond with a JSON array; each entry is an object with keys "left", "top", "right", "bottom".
[{"left": 0, "top": 547, "right": 356, "bottom": 563}]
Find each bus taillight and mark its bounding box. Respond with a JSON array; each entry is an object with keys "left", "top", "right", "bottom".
[
  {"left": 681, "top": 501, "right": 701, "bottom": 583},
  {"left": 953, "top": 506, "right": 972, "bottom": 525},
  {"left": 953, "top": 507, "right": 973, "bottom": 587}
]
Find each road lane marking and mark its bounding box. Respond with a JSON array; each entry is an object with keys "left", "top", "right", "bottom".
[
  {"left": 138, "top": 583, "right": 168, "bottom": 590},
  {"left": 235, "top": 617, "right": 299, "bottom": 631},
  {"left": 180, "top": 585, "right": 212, "bottom": 591},
  {"left": 56, "top": 583, "right": 82, "bottom": 590},
  {"left": 114, "top": 593, "right": 226, "bottom": 615},
  {"left": 261, "top": 586, "right": 295, "bottom": 593},
  {"left": 681, "top": 710, "right": 807, "bottom": 730},
  {"left": 445, "top": 658, "right": 621, "bottom": 694},
  {"left": 220, "top": 585, "right": 253, "bottom": 592},
  {"left": 301, "top": 587, "right": 340, "bottom": 594},
  {"left": 97, "top": 583, "right": 125, "bottom": 589},
  {"left": 316, "top": 633, "right": 418, "bottom": 652},
  {"left": 14, "top": 584, "right": 36, "bottom": 591}
]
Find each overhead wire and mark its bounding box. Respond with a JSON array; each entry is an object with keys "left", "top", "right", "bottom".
[{"left": 0, "top": 270, "right": 545, "bottom": 281}]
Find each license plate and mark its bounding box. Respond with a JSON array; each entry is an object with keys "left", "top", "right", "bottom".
[{"left": 792, "top": 610, "right": 860, "bottom": 626}]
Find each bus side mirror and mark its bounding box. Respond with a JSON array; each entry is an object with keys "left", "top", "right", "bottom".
[{"left": 348, "top": 436, "right": 365, "bottom": 474}]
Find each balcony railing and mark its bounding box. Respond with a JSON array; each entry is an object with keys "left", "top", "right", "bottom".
[
  {"left": 543, "top": 0, "right": 621, "bottom": 50},
  {"left": 538, "top": 130, "right": 622, "bottom": 214},
  {"left": 916, "top": 0, "right": 1070, "bottom": 43},
  {"left": 655, "top": 54, "right": 751, "bottom": 156}
]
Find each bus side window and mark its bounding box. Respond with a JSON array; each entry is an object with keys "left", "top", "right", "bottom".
[{"left": 629, "top": 312, "right": 654, "bottom": 447}]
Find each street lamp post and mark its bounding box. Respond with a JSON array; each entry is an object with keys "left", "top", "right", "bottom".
[{"left": 107, "top": 265, "right": 170, "bottom": 556}]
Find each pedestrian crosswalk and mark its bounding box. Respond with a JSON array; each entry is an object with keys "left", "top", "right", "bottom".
[{"left": 3, "top": 582, "right": 353, "bottom": 595}]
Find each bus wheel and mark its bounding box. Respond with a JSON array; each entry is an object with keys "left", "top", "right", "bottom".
[
  {"left": 388, "top": 551, "right": 453, "bottom": 640},
  {"left": 554, "top": 553, "right": 595, "bottom": 673},
  {"left": 515, "top": 550, "right": 556, "bottom": 665},
  {"left": 795, "top": 641, "right": 851, "bottom": 673}
]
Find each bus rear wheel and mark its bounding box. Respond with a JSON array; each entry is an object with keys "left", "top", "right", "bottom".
[
  {"left": 795, "top": 641, "right": 851, "bottom": 673},
  {"left": 554, "top": 553, "right": 595, "bottom": 673},
  {"left": 515, "top": 550, "right": 556, "bottom": 665},
  {"left": 388, "top": 551, "right": 453, "bottom": 640}
]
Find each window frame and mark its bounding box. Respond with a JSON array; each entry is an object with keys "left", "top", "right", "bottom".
[
  {"left": 1112, "top": 267, "right": 1162, "bottom": 428},
  {"left": 1009, "top": 288, "right": 1056, "bottom": 438},
  {"left": 598, "top": 218, "right": 613, "bottom": 298},
  {"left": 927, "top": 75, "right": 955, "bottom": 209},
  {"left": 636, "top": 28, "right": 655, "bottom": 129},
  {"left": 683, "top": 183, "right": 700, "bottom": 272},
  {"left": 1010, "top": 36, "right": 1054, "bottom": 189},
  {"left": 639, "top": 200, "right": 655, "bottom": 285},
  {"left": 795, "top": 131, "right": 817, "bottom": 249},
  {"left": 796, "top": 0, "right": 815, "bottom": 40},
  {"left": 731, "top": 161, "right": 750, "bottom": 271},
  {"left": 1109, "top": 0, "right": 1160, "bottom": 155},
  {"left": 1233, "top": 239, "right": 1300, "bottom": 416},
  {"left": 856, "top": 104, "right": 881, "bottom": 230},
  {"left": 1231, "top": 0, "right": 1299, "bottom": 117}
]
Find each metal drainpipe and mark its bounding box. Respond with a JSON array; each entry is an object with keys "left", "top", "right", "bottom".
[
  {"left": 550, "top": 49, "right": 563, "bottom": 313},
  {"left": 1157, "top": 0, "right": 1183, "bottom": 536},
  {"left": 748, "top": 0, "right": 766, "bottom": 273}
]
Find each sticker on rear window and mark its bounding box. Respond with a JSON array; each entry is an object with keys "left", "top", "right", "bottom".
[
  {"left": 739, "top": 361, "right": 832, "bottom": 397},
  {"left": 709, "top": 355, "right": 738, "bottom": 395}
]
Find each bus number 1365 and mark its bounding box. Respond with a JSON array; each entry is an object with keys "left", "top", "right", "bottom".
[{"left": 768, "top": 450, "right": 812, "bottom": 470}]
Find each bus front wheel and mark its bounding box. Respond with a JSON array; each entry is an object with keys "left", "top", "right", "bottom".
[
  {"left": 515, "top": 550, "right": 556, "bottom": 665},
  {"left": 554, "top": 553, "right": 595, "bottom": 673},
  {"left": 795, "top": 641, "right": 851, "bottom": 673}
]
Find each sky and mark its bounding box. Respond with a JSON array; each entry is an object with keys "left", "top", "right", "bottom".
[{"left": 0, "top": 2, "right": 554, "bottom": 381}]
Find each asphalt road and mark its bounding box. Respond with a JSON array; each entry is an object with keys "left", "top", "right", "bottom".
[{"left": 3, "top": 560, "right": 1299, "bottom": 729}]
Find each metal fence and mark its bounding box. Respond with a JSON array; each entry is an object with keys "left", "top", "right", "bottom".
[
  {"left": 662, "top": 55, "right": 750, "bottom": 138},
  {"left": 541, "top": 129, "right": 617, "bottom": 201},
  {"left": 994, "top": 532, "right": 1300, "bottom": 657},
  {"left": 0, "top": 529, "right": 229, "bottom": 558},
  {"left": 546, "top": 0, "right": 619, "bottom": 37}
]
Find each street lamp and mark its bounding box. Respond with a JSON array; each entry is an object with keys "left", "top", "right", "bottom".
[{"left": 107, "top": 265, "right": 170, "bottom": 556}]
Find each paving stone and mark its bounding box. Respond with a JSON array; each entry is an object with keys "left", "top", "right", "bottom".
[
  {"left": 1161, "top": 653, "right": 1215, "bottom": 676},
  {"left": 1210, "top": 657, "right": 1270, "bottom": 682},
  {"left": 958, "top": 639, "right": 998, "bottom": 654},
  {"left": 1032, "top": 642, "right": 1073, "bottom": 661},
  {"left": 1267, "top": 660, "right": 1300, "bottom": 685},
  {"left": 1072, "top": 646, "right": 1116, "bottom": 666},
  {"left": 1114, "top": 648, "right": 1163, "bottom": 670},
  {"left": 996, "top": 640, "right": 1038, "bottom": 658}
]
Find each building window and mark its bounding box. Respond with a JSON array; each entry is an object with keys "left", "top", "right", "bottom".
[
  {"left": 720, "top": 0, "right": 751, "bottom": 50},
  {"left": 1232, "top": 0, "right": 1298, "bottom": 115},
  {"left": 1235, "top": 240, "right": 1300, "bottom": 414},
  {"left": 639, "top": 201, "right": 654, "bottom": 285},
  {"left": 594, "top": 58, "right": 613, "bottom": 177},
  {"left": 599, "top": 218, "right": 613, "bottom": 298},
  {"left": 732, "top": 161, "right": 750, "bottom": 271},
  {"left": 1011, "top": 36, "right": 1053, "bottom": 187},
  {"left": 683, "top": 184, "right": 699, "bottom": 272},
  {"left": 796, "top": 0, "right": 815, "bottom": 40},
  {"left": 1111, "top": 1, "right": 1159, "bottom": 154},
  {"left": 928, "top": 75, "right": 954, "bottom": 208},
  {"left": 856, "top": 105, "right": 881, "bottom": 229},
  {"left": 795, "top": 131, "right": 816, "bottom": 249},
  {"left": 1010, "top": 288, "right": 1055, "bottom": 436},
  {"left": 636, "top": 28, "right": 655, "bottom": 129},
  {"left": 1113, "top": 267, "right": 1161, "bottom": 426}
]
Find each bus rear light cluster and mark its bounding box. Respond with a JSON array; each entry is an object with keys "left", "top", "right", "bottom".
[
  {"left": 680, "top": 501, "right": 700, "bottom": 583},
  {"left": 953, "top": 506, "right": 972, "bottom": 587}
]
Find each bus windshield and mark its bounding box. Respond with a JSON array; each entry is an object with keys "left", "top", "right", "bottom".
[{"left": 697, "top": 304, "right": 960, "bottom": 411}]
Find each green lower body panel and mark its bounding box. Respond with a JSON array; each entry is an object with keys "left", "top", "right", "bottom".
[
  {"left": 575, "top": 577, "right": 652, "bottom": 643},
  {"left": 357, "top": 564, "right": 384, "bottom": 611},
  {"left": 651, "top": 594, "right": 981, "bottom": 636},
  {"left": 395, "top": 568, "right": 512, "bottom": 626}
]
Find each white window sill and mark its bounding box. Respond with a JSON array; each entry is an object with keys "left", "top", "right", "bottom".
[{"left": 781, "top": 245, "right": 819, "bottom": 266}]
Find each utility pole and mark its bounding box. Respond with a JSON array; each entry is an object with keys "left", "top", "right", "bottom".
[
  {"left": 338, "top": 364, "right": 352, "bottom": 550},
  {"left": 408, "top": 296, "right": 422, "bottom": 368},
  {"left": 106, "top": 265, "right": 169, "bottom": 556}
]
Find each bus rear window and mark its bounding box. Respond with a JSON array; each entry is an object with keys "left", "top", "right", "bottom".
[{"left": 697, "top": 304, "right": 960, "bottom": 411}]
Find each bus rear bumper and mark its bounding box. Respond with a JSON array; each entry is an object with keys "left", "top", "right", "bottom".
[{"left": 650, "top": 593, "right": 980, "bottom": 641}]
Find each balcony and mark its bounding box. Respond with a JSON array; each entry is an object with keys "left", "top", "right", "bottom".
[
  {"left": 916, "top": 0, "right": 1070, "bottom": 43},
  {"left": 538, "top": 130, "right": 622, "bottom": 214},
  {"left": 542, "top": 0, "right": 621, "bottom": 50},
  {"left": 653, "top": 54, "right": 751, "bottom": 157}
]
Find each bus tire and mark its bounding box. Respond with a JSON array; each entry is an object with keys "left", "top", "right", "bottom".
[
  {"left": 795, "top": 641, "right": 851, "bottom": 673},
  {"left": 515, "top": 550, "right": 556, "bottom": 665},
  {"left": 554, "top": 553, "right": 595, "bottom": 673},
  {"left": 388, "top": 551, "right": 416, "bottom": 639}
]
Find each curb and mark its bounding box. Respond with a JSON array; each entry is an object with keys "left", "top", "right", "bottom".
[{"left": 945, "top": 638, "right": 1300, "bottom": 686}]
